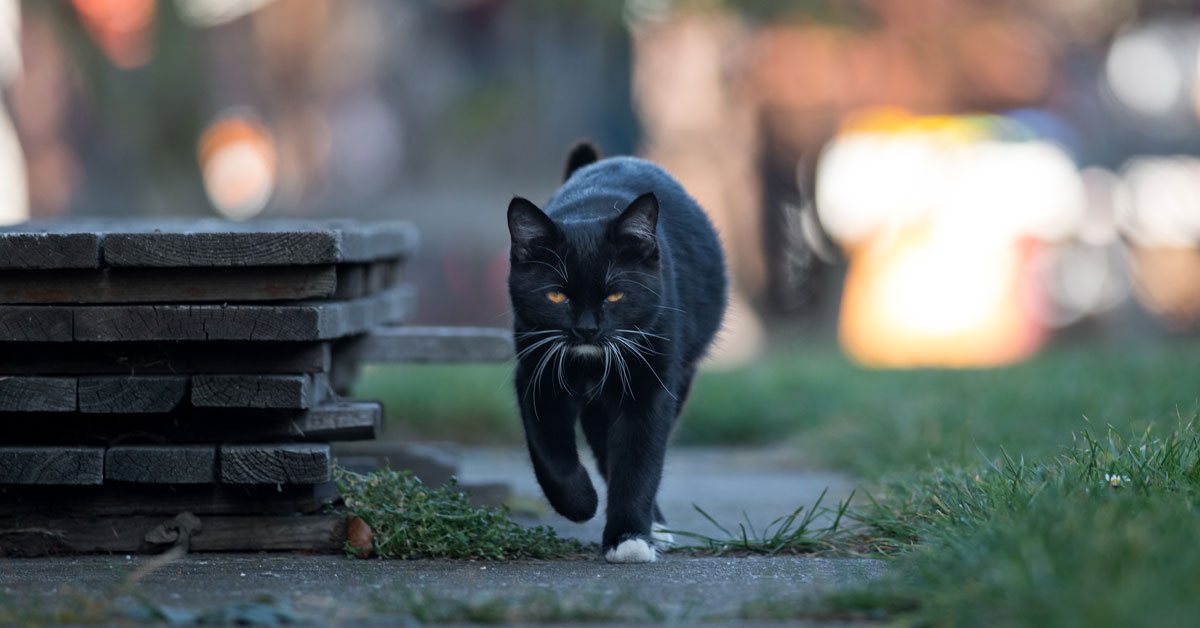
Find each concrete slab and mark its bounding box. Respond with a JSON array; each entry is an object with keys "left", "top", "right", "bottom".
[
  {"left": 451, "top": 446, "right": 858, "bottom": 546},
  {"left": 0, "top": 553, "right": 889, "bottom": 625}
]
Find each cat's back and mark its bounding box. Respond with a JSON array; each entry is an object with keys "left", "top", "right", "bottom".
[{"left": 547, "top": 157, "right": 717, "bottom": 244}]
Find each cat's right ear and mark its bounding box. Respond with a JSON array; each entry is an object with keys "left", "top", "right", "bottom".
[
  {"left": 508, "top": 197, "right": 557, "bottom": 261},
  {"left": 563, "top": 140, "right": 602, "bottom": 181}
]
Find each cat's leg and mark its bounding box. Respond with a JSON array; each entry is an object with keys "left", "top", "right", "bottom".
[
  {"left": 602, "top": 393, "right": 674, "bottom": 563},
  {"left": 518, "top": 392, "right": 597, "bottom": 522},
  {"left": 579, "top": 405, "right": 610, "bottom": 481},
  {"left": 651, "top": 502, "right": 674, "bottom": 546}
]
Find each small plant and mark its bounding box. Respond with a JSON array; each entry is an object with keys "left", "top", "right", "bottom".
[
  {"left": 664, "top": 488, "right": 869, "bottom": 556},
  {"left": 335, "top": 467, "right": 589, "bottom": 560}
]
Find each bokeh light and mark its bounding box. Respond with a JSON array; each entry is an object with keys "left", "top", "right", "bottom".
[
  {"left": 818, "top": 109, "right": 1086, "bottom": 368},
  {"left": 197, "top": 114, "right": 277, "bottom": 221},
  {"left": 70, "top": 0, "right": 156, "bottom": 69}
]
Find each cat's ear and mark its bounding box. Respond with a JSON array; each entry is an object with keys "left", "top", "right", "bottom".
[
  {"left": 508, "top": 196, "right": 557, "bottom": 261},
  {"left": 564, "top": 140, "right": 602, "bottom": 181},
  {"left": 612, "top": 192, "right": 659, "bottom": 261}
]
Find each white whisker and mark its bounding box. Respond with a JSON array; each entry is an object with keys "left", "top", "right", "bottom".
[
  {"left": 617, "top": 328, "right": 670, "bottom": 341},
  {"left": 515, "top": 334, "right": 565, "bottom": 361},
  {"left": 614, "top": 336, "right": 677, "bottom": 401}
]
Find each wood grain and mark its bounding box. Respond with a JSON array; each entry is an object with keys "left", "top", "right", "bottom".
[
  {"left": 104, "top": 445, "right": 216, "bottom": 483},
  {"left": 191, "top": 373, "right": 328, "bottom": 409},
  {"left": 77, "top": 376, "right": 188, "bottom": 413},
  {"left": 0, "top": 447, "right": 104, "bottom": 485},
  {"left": 0, "top": 306, "right": 73, "bottom": 341},
  {"left": 0, "top": 376, "right": 76, "bottom": 412},
  {"left": 0, "top": 230, "right": 101, "bottom": 269},
  {"left": 67, "top": 284, "right": 414, "bottom": 342},
  {"left": 220, "top": 444, "right": 332, "bottom": 484},
  {"left": 95, "top": 219, "right": 416, "bottom": 267},
  {"left": 0, "top": 266, "right": 338, "bottom": 304}
]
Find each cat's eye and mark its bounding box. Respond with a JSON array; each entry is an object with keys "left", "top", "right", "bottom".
[
  {"left": 546, "top": 291, "right": 568, "bottom": 304},
  {"left": 606, "top": 293, "right": 624, "bottom": 303}
]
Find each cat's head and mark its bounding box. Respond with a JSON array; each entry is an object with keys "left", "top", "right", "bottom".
[{"left": 507, "top": 193, "right": 662, "bottom": 354}]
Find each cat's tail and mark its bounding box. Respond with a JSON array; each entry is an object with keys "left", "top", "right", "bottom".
[{"left": 564, "top": 140, "right": 602, "bottom": 181}]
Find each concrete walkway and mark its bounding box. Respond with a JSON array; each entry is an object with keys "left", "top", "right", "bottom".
[
  {"left": 452, "top": 445, "right": 859, "bottom": 547},
  {"left": 0, "top": 446, "right": 890, "bottom": 626}
]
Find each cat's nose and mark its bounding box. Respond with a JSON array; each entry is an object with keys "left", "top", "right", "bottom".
[{"left": 572, "top": 326, "right": 601, "bottom": 342}]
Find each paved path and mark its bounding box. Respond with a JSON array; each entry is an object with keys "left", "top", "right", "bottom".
[
  {"left": 453, "top": 446, "right": 858, "bottom": 547},
  {"left": 0, "top": 447, "right": 889, "bottom": 625},
  {"left": 0, "top": 554, "right": 888, "bottom": 626}
]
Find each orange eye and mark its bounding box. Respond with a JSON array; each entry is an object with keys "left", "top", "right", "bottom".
[
  {"left": 606, "top": 293, "right": 624, "bottom": 303},
  {"left": 547, "top": 291, "right": 568, "bottom": 304}
]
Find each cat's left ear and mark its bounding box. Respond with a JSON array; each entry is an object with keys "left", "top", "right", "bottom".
[
  {"left": 612, "top": 193, "right": 659, "bottom": 261},
  {"left": 508, "top": 196, "right": 558, "bottom": 261}
]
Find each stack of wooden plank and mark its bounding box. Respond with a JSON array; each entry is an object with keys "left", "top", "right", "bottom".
[{"left": 0, "top": 219, "right": 417, "bottom": 555}]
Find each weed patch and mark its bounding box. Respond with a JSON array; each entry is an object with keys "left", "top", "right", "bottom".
[{"left": 336, "top": 467, "right": 589, "bottom": 559}]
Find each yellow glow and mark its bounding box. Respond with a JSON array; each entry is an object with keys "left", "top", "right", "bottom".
[
  {"left": 547, "top": 291, "right": 568, "bottom": 304},
  {"left": 606, "top": 293, "right": 624, "bottom": 303},
  {"left": 839, "top": 221, "right": 1044, "bottom": 368},
  {"left": 817, "top": 109, "right": 1082, "bottom": 368}
]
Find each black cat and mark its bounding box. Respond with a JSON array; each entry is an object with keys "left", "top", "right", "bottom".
[{"left": 506, "top": 142, "right": 727, "bottom": 562}]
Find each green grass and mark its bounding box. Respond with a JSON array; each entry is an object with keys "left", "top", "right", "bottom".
[
  {"left": 833, "top": 419, "right": 1200, "bottom": 627},
  {"left": 663, "top": 487, "right": 861, "bottom": 556},
  {"left": 354, "top": 340, "right": 1200, "bottom": 476}
]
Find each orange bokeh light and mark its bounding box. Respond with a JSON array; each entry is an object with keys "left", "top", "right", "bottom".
[
  {"left": 197, "top": 116, "right": 277, "bottom": 220},
  {"left": 71, "top": 0, "right": 156, "bottom": 69}
]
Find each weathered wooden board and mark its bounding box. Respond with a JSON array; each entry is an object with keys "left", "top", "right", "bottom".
[
  {"left": 104, "top": 445, "right": 216, "bottom": 483},
  {"left": 220, "top": 444, "right": 332, "bottom": 484},
  {"left": 0, "top": 482, "right": 337, "bottom": 516},
  {"left": 0, "top": 306, "right": 73, "bottom": 341},
  {"left": 287, "top": 401, "right": 381, "bottom": 441},
  {"left": 358, "top": 325, "right": 515, "bottom": 363},
  {"left": 0, "top": 230, "right": 101, "bottom": 269},
  {"left": 95, "top": 219, "right": 417, "bottom": 267},
  {"left": 0, "top": 341, "right": 331, "bottom": 375},
  {"left": 0, "top": 401, "right": 382, "bottom": 445},
  {"left": 0, "top": 376, "right": 76, "bottom": 412},
  {"left": 67, "top": 284, "right": 414, "bottom": 342},
  {"left": 333, "top": 264, "right": 367, "bottom": 300},
  {"left": 1, "top": 219, "right": 417, "bottom": 270},
  {"left": 0, "top": 266, "right": 338, "bottom": 304},
  {"left": 0, "top": 513, "right": 347, "bottom": 556},
  {"left": 0, "top": 447, "right": 104, "bottom": 485},
  {"left": 77, "top": 376, "right": 188, "bottom": 413},
  {"left": 191, "top": 373, "right": 328, "bottom": 409}
]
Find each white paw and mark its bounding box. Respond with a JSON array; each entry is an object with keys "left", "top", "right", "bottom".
[
  {"left": 651, "top": 523, "right": 674, "bottom": 546},
  {"left": 604, "top": 538, "right": 657, "bottom": 563}
]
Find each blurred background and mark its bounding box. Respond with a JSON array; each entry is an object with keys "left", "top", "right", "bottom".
[{"left": 2, "top": 0, "right": 1199, "bottom": 371}]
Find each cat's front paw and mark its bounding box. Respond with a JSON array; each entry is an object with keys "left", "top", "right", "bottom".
[{"left": 603, "top": 536, "right": 657, "bottom": 564}]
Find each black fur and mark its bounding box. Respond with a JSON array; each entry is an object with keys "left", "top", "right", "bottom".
[
  {"left": 563, "top": 140, "right": 602, "bottom": 181},
  {"left": 507, "top": 149, "right": 727, "bottom": 556}
]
